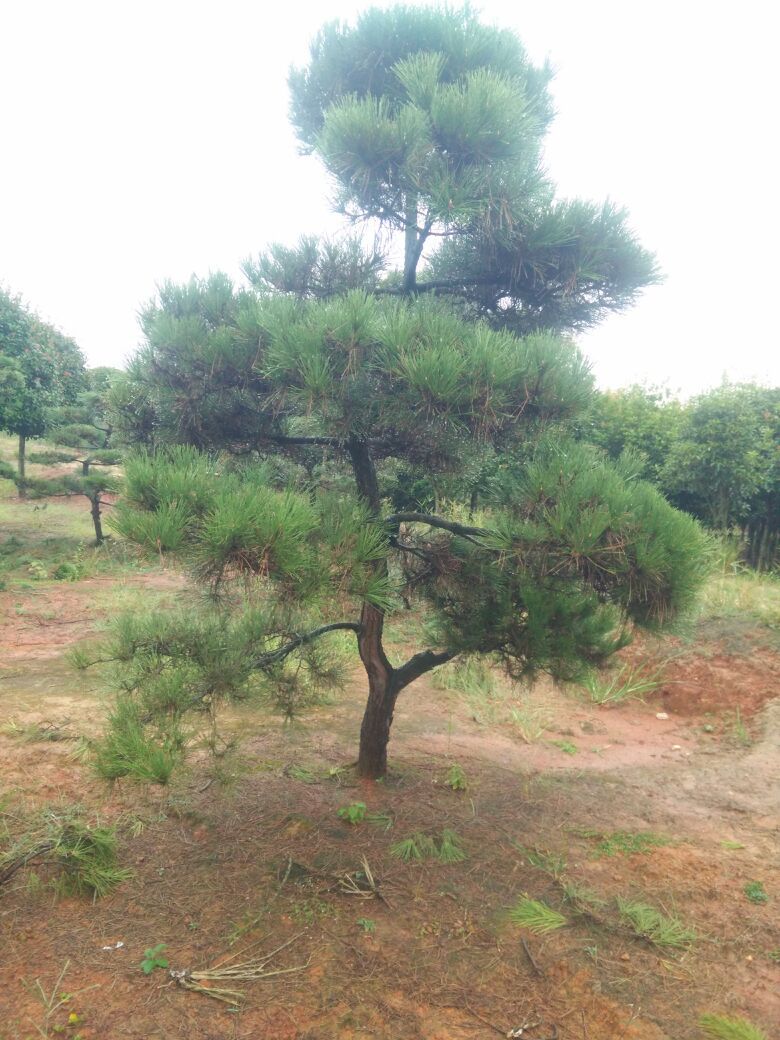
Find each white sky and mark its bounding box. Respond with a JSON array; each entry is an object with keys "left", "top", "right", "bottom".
[{"left": 1, "top": 0, "right": 778, "bottom": 396}]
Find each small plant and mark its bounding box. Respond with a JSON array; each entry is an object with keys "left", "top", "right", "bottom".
[
  {"left": 732, "top": 708, "right": 752, "bottom": 747},
  {"left": 140, "top": 944, "right": 169, "bottom": 974},
  {"left": 357, "top": 917, "right": 376, "bottom": 933},
  {"left": 582, "top": 661, "right": 665, "bottom": 706},
  {"left": 509, "top": 896, "right": 567, "bottom": 934},
  {"left": 286, "top": 764, "right": 319, "bottom": 784},
  {"left": 437, "top": 828, "right": 466, "bottom": 864},
  {"left": 595, "top": 831, "right": 670, "bottom": 857},
  {"left": 337, "top": 801, "right": 367, "bottom": 825},
  {"left": 743, "top": 881, "right": 769, "bottom": 905},
  {"left": 699, "top": 1013, "right": 768, "bottom": 1040},
  {"left": 720, "top": 840, "right": 745, "bottom": 850},
  {"left": 27, "top": 559, "right": 49, "bottom": 580},
  {"left": 617, "top": 899, "right": 695, "bottom": 949},
  {"left": 552, "top": 739, "right": 578, "bottom": 755},
  {"left": 444, "top": 764, "right": 467, "bottom": 791}
]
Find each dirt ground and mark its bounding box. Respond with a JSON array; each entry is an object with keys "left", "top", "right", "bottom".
[{"left": 1, "top": 544, "right": 778, "bottom": 1038}]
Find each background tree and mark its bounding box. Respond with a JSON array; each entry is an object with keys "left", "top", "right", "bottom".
[
  {"left": 24, "top": 368, "right": 123, "bottom": 544},
  {"left": 579, "top": 385, "right": 682, "bottom": 484},
  {"left": 661, "top": 384, "right": 779, "bottom": 568},
  {"left": 97, "top": 7, "right": 706, "bottom": 781},
  {"left": 0, "top": 287, "right": 86, "bottom": 496}
]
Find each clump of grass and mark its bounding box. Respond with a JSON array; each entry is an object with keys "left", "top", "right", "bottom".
[
  {"left": 437, "top": 829, "right": 466, "bottom": 863},
  {"left": 508, "top": 701, "right": 549, "bottom": 743},
  {"left": 743, "top": 881, "right": 768, "bottom": 905},
  {"left": 699, "top": 1013, "right": 768, "bottom": 1040},
  {"left": 444, "top": 764, "right": 467, "bottom": 791},
  {"left": 390, "top": 830, "right": 465, "bottom": 864},
  {"left": 595, "top": 830, "right": 671, "bottom": 857},
  {"left": 509, "top": 897, "right": 567, "bottom": 934},
  {"left": 617, "top": 898, "right": 695, "bottom": 949},
  {"left": 285, "top": 764, "right": 319, "bottom": 784},
  {"left": 582, "top": 661, "right": 665, "bottom": 706}
]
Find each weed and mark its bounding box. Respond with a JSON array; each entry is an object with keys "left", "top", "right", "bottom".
[
  {"left": 286, "top": 764, "right": 319, "bottom": 784},
  {"left": 617, "top": 899, "right": 695, "bottom": 949},
  {"left": 357, "top": 917, "right": 376, "bottom": 933},
  {"left": 720, "top": 840, "right": 745, "bottom": 850},
  {"left": 743, "top": 881, "right": 768, "bottom": 905},
  {"left": 582, "top": 661, "right": 665, "bottom": 705},
  {"left": 699, "top": 1014, "right": 768, "bottom": 1040},
  {"left": 509, "top": 896, "right": 567, "bottom": 934},
  {"left": 594, "top": 831, "right": 670, "bottom": 857},
  {"left": 552, "top": 739, "right": 578, "bottom": 755},
  {"left": 290, "top": 897, "right": 333, "bottom": 923},
  {"left": 337, "top": 802, "right": 367, "bottom": 825},
  {"left": 732, "top": 709, "right": 752, "bottom": 747},
  {"left": 444, "top": 764, "right": 467, "bottom": 791},
  {"left": 140, "top": 944, "right": 169, "bottom": 974}
]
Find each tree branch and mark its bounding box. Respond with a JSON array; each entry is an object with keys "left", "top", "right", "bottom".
[
  {"left": 386, "top": 512, "right": 493, "bottom": 545},
  {"left": 395, "top": 647, "right": 458, "bottom": 689},
  {"left": 251, "top": 622, "right": 361, "bottom": 669}
]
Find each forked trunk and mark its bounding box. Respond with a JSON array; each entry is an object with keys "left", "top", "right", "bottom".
[{"left": 17, "top": 433, "right": 26, "bottom": 499}]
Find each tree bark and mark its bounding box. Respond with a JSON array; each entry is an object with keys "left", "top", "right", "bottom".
[
  {"left": 90, "top": 493, "right": 104, "bottom": 545},
  {"left": 17, "top": 433, "right": 26, "bottom": 499}
]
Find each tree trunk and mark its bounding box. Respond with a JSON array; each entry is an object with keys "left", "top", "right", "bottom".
[
  {"left": 17, "top": 433, "right": 26, "bottom": 499},
  {"left": 90, "top": 493, "right": 104, "bottom": 545},
  {"left": 403, "top": 192, "right": 419, "bottom": 293},
  {"left": 356, "top": 605, "right": 398, "bottom": 777}
]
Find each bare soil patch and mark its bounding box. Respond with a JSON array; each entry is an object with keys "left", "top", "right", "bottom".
[{"left": 1, "top": 570, "right": 778, "bottom": 1040}]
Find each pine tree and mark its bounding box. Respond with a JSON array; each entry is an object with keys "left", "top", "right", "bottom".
[{"left": 99, "top": 7, "right": 707, "bottom": 781}]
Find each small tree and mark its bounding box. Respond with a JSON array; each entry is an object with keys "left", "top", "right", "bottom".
[
  {"left": 96, "top": 7, "right": 707, "bottom": 781},
  {"left": 24, "top": 372, "right": 122, "bottom": 544}
]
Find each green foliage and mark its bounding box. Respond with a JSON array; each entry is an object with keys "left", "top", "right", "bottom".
[
  {"left": 356, "top": 917, "right": 376, "bottom": 934},
  {"left": 699, "top": 1014, "right": 768, "bottom": 1040},
  {"left": 0, "top": 286, "right": 86, "bottom": 442},
  {"left": 743, "top": 881, "right": 768, "bottom": 905},
  {"left": 390, "top": 829, "right": 465, "bottom": 864},
  {"left": 337, "top": 802, "right": 367, "bottom": 825},
  {"left": 509, "top": 897, "right": 567, "bottom": 934},
  {"left": 617, "top": 899, "right": 695, "bottom": 949},
  {"left": 140, "top": 944, "right": 169, "bottom": 974},
  {"left": 444, "top": 764, "right": 467, "bottom": 791},
  {"left": 92, "top": 698, "right": 183, "bottom": 784},
  {"left": 0, "top": 812, "right": 131, "bottom": 898}
]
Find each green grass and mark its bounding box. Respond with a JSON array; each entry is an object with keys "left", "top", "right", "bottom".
[
  {"left": 581, "top": 661, "right": 666, "bottom": 706},
  {"left": 593, "top": 830, "right": 671, "bottom": 858},
  {"left": 743, "top": 881, "right": 769, "bottom": 905},
  {"left": 508, "top": 897, "right": 567, "bottom": 934},
  {"left": 699, "top": 1014, "right": 768, "bottom": 1040},
  {"left": 617, "top": 898, "right": 696, "bottom": 949}
]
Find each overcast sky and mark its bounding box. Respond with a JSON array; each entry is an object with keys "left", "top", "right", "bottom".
[{"left": 1, "top": 0, "right": 778, "bottom": 396}]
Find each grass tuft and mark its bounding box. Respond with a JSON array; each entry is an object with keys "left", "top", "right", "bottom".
[
  {"left": 509, "top": 897, "right": 567, "bottom": 934},
  {"left": 699, "top": 1014, "right": 768, "bottom": 1040},
  {"left": 617, "top": 898, "right": 695, "bottom": 949}
]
